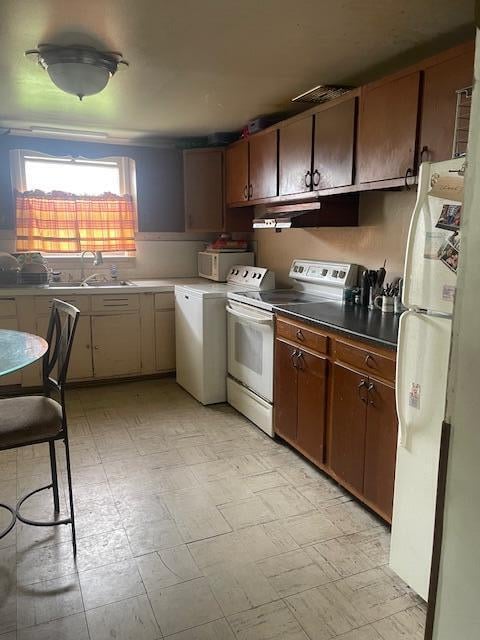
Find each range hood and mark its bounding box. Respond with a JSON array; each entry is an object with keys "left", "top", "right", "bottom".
[{"left": 253, "top": 194, "right": 359, "bottom": 230}]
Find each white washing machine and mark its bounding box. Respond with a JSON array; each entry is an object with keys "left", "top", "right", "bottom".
[{"left": 175, "top": 266, "right": 275, "bottom": 405}]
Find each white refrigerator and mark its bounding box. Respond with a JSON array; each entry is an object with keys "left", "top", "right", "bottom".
[{"left": 390, "top": 157, "right": 465, "bottom": 600}]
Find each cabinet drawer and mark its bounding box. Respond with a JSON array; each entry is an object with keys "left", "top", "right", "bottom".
[
  {"left": 335, "top": 340, "right": 395, "bottom": 381},
  {"left": 154, "top": 292, "right": 175, "bottom": 310},
  {"left": 0, "top": 298, "right": 17, "bottom": 317},
  {"left": 91, "top": 295, "right": 139, "bottom": 312},
  {"left": 276, "top": 318, "right": 328, "bottom": 354},
  {"left": 34, "top": 295, "right": 90, "bottom": 315}
]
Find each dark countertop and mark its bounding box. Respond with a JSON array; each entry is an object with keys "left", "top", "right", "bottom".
[{"left": 274, "top": 301, "right": 400, "bottom": 349}]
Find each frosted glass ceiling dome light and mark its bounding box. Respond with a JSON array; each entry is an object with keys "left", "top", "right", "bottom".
[{"left": 25, "top": 44, "right": 128, "bottom": 100}]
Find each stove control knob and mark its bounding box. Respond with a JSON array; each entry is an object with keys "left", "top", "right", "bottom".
[
  {"left": 332, "top": 270, "right": 339, "bottom": 277},
  {"left": 293, "top": 266, "right": 298, "bottom": 272},
  {"left": 243, "top": 270, "right": 248, "bottom": 277},
  {"left": 321, "top": 268, "right": 328, "bottom": 276},
  {"left": 339, "top": 270, "right": 346, "bottom": 278}
]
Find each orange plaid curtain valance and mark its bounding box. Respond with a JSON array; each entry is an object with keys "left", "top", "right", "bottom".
[{"left": 15, "top": 190, "right": 136, "bottom": 253}]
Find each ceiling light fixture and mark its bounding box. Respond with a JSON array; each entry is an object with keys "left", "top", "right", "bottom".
[
  {"left": 25, "top": 43, "right": 128, "bottom": 101},
  {"left": 29, "top": 126, "right": 108, "bottom": 139}
]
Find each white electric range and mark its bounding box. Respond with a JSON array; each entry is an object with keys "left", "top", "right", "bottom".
[{"left": 226, "top": 259, "right": 359, "bottom": 436}]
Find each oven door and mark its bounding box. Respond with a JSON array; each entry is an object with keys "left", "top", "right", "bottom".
[{"left": 227, "top": 300, "right": 274, "bottom": 403}]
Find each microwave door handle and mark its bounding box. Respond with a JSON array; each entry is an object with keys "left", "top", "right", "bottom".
[{"left": 226, "top": 306, "right": 273, "bottom": 325}]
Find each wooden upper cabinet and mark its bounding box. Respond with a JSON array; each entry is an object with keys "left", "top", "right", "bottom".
[
  {"left": 274, "top": 338, "right": 298, "bottom": 443},
  {"left": 296, "top": 349, "right": 328, "bottom": 466},
  {"left": 249, "top": 130, "right": 278, "bottom": 200},
  {"left": 357, "top": 71, "right": 421, "bottom": 183},
  {"left": 363, "top": 377, "right": 398, "bottom": 521},
  {"left": 313, "top": 98, "right": 356, "bottom": 190},
  {"left": 184, "top": 149, "right": 223, "bottom": 232},
  {"left": 226, "top": 140, "right": 249, "bottom": 205},
  {"left": 279, "top": 116, "right": 313, "bottom": 196},
  {"left": 420, "top": 46, "right": 474, "bottom": 163},
  {"left": 329, "top": 362, "right": 367, "bottom": 493}
]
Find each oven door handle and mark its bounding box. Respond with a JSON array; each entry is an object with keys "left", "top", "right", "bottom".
[{"left": 226, "top": 305, "right": 274, "bottom": 325}]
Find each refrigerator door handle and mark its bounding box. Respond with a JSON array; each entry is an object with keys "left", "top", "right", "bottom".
[{"left": 396, "top": 309, "right": 411, "bottom": 449}]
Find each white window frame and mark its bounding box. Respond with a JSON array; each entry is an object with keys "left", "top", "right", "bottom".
[{"left": 11, "top": 149, "right": 137, "bottom": 260}]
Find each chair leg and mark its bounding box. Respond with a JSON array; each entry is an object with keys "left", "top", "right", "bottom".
[
  {"left": 49, "top": 440, "right": 60, "bottom": 514},
  {"left": 63, "top": 434, "right": 77, "bottom": 557}
]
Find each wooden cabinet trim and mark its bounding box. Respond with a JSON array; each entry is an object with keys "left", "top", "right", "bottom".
[{"left": 334, "top": 338, "right": 396, "bottom": 382}]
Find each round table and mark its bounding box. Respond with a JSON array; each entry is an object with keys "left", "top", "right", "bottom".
[{"left": 0, "top": 329, "right": 48, "bottom": 377}]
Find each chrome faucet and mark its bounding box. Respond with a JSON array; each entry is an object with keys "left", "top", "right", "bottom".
[{"left": 80, "top": 251, "right": 103, "bottom": 282}]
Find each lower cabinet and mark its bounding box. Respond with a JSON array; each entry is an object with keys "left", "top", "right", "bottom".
[
  {"left": 92, "top": 314, "right": 142, "bottom": 378},
  {"left": 274, "top": 316, "right": 398, "bottom": 523},
  {"left": 274, "top": 338, "right": 327, "bottom": 467},
  {"left": 36, "top": 314, "right": 93, "bottom": 381},
  {"left": 0, "top": 317, "right": 22, "bottom": 386}
]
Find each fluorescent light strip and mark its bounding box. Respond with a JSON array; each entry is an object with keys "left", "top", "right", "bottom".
[{"left": 30, "top": 127, "right": 108, "bottom": 139}]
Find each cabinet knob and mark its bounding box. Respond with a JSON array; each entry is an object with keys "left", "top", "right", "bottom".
[
  {"left": 364, "top": 354, "right": 375, "bottom": 368},
  {"left": 290, "top": 349, "right": 299, "bottom": 368},
  {"left": 248, "top": 184, "right": 253, "bottom": 199},
  {"left": 296, "top": 329, "right": 304, "bottom": 341},
  {"left": 304, "top": 171, "right": 312, "bottom": 188},
  {"left": 243, "top": 185, "right": 248, "bottom": 200},
  {"left": 312, "top": 169, "right": 321, "bottom": 187},
  {"left": 295, "top": 351, "right": 304, "bottom": 370},
  {"left": 404, "top": 168, "right": 414, "bottom": 190},
  {"left": 94, "top": 345, "right": 100, "bottom": 350},
  {"left": 419, "top": 146, "right": 430, "bottom": 163},
  {"left": 358, "top": 379, "right": 368, "bottom": 403},
  {"left": 367, "top": 382, "right": 375, "bottom": 406}
]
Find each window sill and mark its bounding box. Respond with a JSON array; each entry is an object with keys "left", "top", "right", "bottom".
[{"left": 43, "top": 255, "right": 136, "bottom": 265}]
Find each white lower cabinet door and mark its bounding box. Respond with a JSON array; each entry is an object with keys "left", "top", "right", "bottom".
[
  {"left": 0, "top": 318, "right": 22, "bottom": 386},
  {"left": 36, "top": 315, "right": 93, "bottom": 381},
  {"left": 155, "top": 310, "right": 175, "bottom": 371},
  {"left": 92, "top": 313, "right": 142, "bottom": 378}
]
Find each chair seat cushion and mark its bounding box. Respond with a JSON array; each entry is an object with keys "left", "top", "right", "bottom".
[{"left": 0, "top": 396, "right": 63, "bottom": 448}]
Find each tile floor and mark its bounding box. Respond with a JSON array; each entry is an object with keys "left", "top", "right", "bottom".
[{"left": 0, "top": 378, "right": 426, "bottom": 639}]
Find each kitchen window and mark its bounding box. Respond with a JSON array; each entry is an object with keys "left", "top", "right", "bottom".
[{"left": 11, "top": 150, "right": 137, "bottom": 255}]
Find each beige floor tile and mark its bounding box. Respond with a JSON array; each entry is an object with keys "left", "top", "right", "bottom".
[
  {"left": 372, "top": 605, "right": 426, "bottom": 639},
  {"left": 0, "top": 545, "right": 16, "bottom": 635},
  {"left": 177, "top": 444, "right": 219, "bottom": 465},
  {"left": 296, "top": 478, "right": 347, "bottom": 507},
  {"left": 136, "top": 545, "right": 202, "bottom": 591},
  {"left": 282, "top": 511, "right": 342, "bottom": 547},
  {"left": 306, "top": 534, "right": 377, "bottom": 578},
  {"left": 334, "top": 625, "right": 382, "bottom": 640},
  {"left": 286, "top": 582, "right": 368, "bottom": 640},
  {"left": 167, "top": 618, "right": 235, "bottom": 640},
  {"left": 16, "top": 539, "right": 77, "bottom": 585},
  {"left": 17, "top": 612, "right": 89, "bottom": 640},
  {"left": 86, "top": 594, "right": 160, "bottom": 640},
  {"left": 15, "top": 519, "right": 72, "bottom": 554},
  {"left": 75, "top": 528, "right": 133, "bottom": 573},
  {"left": 191, "top": 460, "right": 241, "bottom": 483},
  {"left": 278, "top": 461, "right": 326, "bottom": 486},
  {"left": 219, "top": 496, "right": 276, "bottom": 530},
  {"left": 17, "top": 573, "right": 83, "bottom": 629},
  {"left": 204, "top": 561, "right": 279, "bottom": 616},
  {"left": 79, "top": 558, "right": 145, "bottom": 610},
  {"left": 117, "top": 492, "right": 170, "bottom": 527},
  {"left": 74, "top": 495, "right": 123, "bottom": 539},
  {"left": 320, "top": 500, "right": 381, "bottom": 535},
  {"left": 243, "top": 471, "right": 289, "bottom": 493},
  {"left": 335, "top": 567, "right": 418, "bottom": 624},
  {"left": 256, "top": 486, "right": 315, "bottom": 518},
  {"left": 125, "top": 516, "right": 183, "bottom": 556},
  {"left": 228, "top": 600, "right": 309, "bottom": 640},
  {"left": 64, "top": 464, "right": 107, "bottom": 487},
  {"left": 149, "top": 577, "right": 223, "bottom": 636},
  {"left": 258, "top": 548, "right": 339, "bottom": 597},
  {"left": 350, "top": 526, "right": 391, "bottom": 567}
]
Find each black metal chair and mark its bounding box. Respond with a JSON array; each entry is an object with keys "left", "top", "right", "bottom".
[{"left": 0, "top": 299, "right": 80, "bottom": 554}]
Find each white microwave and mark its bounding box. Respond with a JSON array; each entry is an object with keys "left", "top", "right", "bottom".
[{"left": 198, "top": 251, "right": 254, "bottom": 281}]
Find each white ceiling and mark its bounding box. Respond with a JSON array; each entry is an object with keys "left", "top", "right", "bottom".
[{"left": 0, "top": 0, "right": 474, "bottom": 140}]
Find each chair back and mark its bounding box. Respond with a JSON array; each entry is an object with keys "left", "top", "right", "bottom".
[{"left": 43, "top": 299, "right": 80, "bottom": 394}]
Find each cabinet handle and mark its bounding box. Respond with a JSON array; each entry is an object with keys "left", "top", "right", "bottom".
[
  {"left": 290, "top": 349, "right": 299, "bottom": 368},
  {"left": 404, "top": 168, "right": 414, "bottom": 190},
  {"left": 94, "top": 345, "right": 100, "bottom": 350},
  {"left": 312, "top": 169, "right": 321, "bottom": 186},
  {"left": 364, "top": 354, "right": 375, "bottom": 368},
  {"left": 358, "top": 379, "right": 368, "bottom": 403},
  {"left": 367, "top": 382, "right": 375, "bottom": 405},
  {"left": 296, "top": 329, "right": 305, "bottom": 341},
  {"left": 248, "top": 184, "right": 253, "bottom": 199},
  {"left": 304, "top": 171, "right": 312, "bottom": 188},
  {"left": 243, "top": 185, "right": 248, "bottom": 200},
  {"left": 296, "top": 351, "right": 304, "bottom": 370}
]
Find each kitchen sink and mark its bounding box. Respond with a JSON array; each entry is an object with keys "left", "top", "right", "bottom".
[{"left": 48, "top": 280, "right": 135, "bottom": 288}]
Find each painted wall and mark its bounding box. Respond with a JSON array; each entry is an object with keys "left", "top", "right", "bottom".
[
  {"left": 432, "top": 30, "right": 480, "bottom": 640},
  {"left": 255, "top": 189, "right": 417, "bottom": 286}
]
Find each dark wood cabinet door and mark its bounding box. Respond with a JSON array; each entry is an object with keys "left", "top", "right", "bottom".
[
  {"left": 420, "top": 48, "right": 474, "bottom": 163},
  {"left": 274, "top": 339, "right": 298, "bottom": 442},
  {"left": 249, "top": 130, "right": 278, "bottom": 200},
  {"left": 313, "top": 98, "right": 356, "bottom": 190},
  {"left": 329, "top": 362, "right": 367, "bottom": 493},
  {"left": 184, "top": 149, "right": 223, "bottom": 232},
  {"left": 357, "top": 71, "right": 420, "bottom": 183},
  {"left": 279, "top": 116, "right": 313, "bottom": 196},
  {"left": 363, "top": 377, "right": 398, "bottom": 521},
  {"left": 296, "top": 349, "right": 328, "bottom": 466},
  {"left": 226, "top": 140, "right": 249, "bottom": 205}
]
